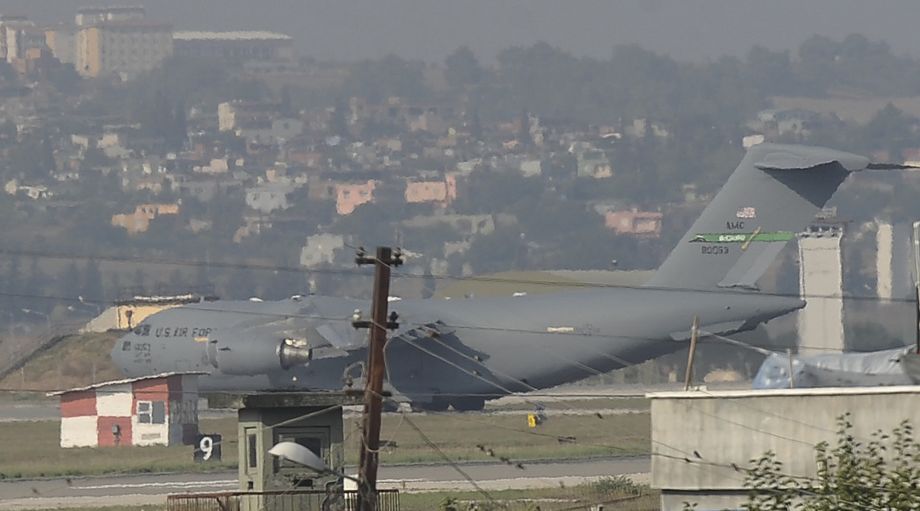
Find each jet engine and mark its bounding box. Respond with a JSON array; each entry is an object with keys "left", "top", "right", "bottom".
[{"left": 208, "top": 333, "right": 312, "bottom": 375}]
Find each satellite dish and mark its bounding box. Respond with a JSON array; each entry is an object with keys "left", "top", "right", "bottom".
[{"left": 268, "top": 442, "right": 328, "bottom": 473}]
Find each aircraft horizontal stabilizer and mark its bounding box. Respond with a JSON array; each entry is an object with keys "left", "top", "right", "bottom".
[{"left": 753, "top": 146, "right": 869, "bottom": 171}]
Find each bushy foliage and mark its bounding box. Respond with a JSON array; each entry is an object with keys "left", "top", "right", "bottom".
[{"left": 743, "top": 414, "right": 920, "bottom": 511}]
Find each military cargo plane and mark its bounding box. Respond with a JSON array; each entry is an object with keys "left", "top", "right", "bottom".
[{"left": 112, "top": 144, "right": 892, "bottom": 411}]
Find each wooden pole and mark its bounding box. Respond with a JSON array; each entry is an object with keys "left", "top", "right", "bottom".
[
  {"left": 786, "top": 349, "right": 796, "bottom": 389},
  {"left": 683, "top": 316, "right": 700, "bottom": 391},
  {"left": 356, "top": 247, "right": 394, "bottom": 511}
]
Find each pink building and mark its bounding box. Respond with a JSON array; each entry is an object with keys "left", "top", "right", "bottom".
[
  {"left": 604, "top": 209, "right": 663, "bottom": 237},
  {"left": 335, "top": 180, "right": 377, "bottom": 215},
  {"left": 50, "top": 373, "right": 200, "bottom": 448},
  {"left": 404, "top": 175, "right": 457, "bottom": 207}
]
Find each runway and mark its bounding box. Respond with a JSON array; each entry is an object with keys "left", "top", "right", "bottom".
[
  {"left": 0, "top": 457, "right": 650, "bottom": 509},
  {"left": 0, "top": 383, "right": 720, "bottom": 423}
]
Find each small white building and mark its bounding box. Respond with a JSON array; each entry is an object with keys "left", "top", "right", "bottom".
[
  {"left": 300, "top": 233, "right": 345, "bottom": 269},
  {"left": 49, "top": 373, "right": 200, "bottom": 448},
  {"left": 245, "top": 182, "right": 294, "bottom": 214}
]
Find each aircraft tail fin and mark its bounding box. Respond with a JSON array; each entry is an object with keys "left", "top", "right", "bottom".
[{"left": 646, "top": 144, "right": 870, "bottom": 291}]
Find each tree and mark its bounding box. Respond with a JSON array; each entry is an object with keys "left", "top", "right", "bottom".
[
  {"left": 170, "top": 99, "right": 188, "bottom": 150},
  {"left": 82, "top": 259, "right": 104, "bottom": 303},
  {"left": 194, "top": 263, "right": 211, "bottom": 295},
  {"left": 744, "top": 45, "right": 798, "bottom": 96},
  {"left": 467, "top": 106, "right": 482, "bottom": 140},
  {"left": 742, "top": 414, "right": 920, "bottom": 510},
  {"left": 108, "top": 272, "right": 122, "bottom": 302},
  {"left": 444, "top": 46, "right": 483, "bottom": 88},
  {"left": 858, "top": 103, "right": 918, "bottom": 158},
  {"left": 62, "top": 262, "right": 82, "bottom": 301},
  {"left": 132, "top": 268, "right": 146, "bottom": 295},
  {"left": 168, "top": 269, "right": 186, "bottom": 294},
  {"left": 23, "top": 257, "right": 46, "bottom": 312},
  {"left": 341, "top": 54, "right": 428, "bottom": 102},
  {"left": 331, "top": 97, "right": 349, "bottom": 140}
]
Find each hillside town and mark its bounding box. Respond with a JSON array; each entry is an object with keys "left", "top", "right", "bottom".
[{"left": 0, "top": 4, "right": 919, "bottom": 321}]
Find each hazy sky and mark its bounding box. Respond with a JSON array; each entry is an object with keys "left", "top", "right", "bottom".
[{"left": 3, "top": 0, "right": 920, "bottom": 63}]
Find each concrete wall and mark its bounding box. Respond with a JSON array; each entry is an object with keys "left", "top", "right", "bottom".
[
  {"left": 797, "top": 228, "right": 844, "bottom": 354},
  {"left": 877, "top": 222, "right": 894, "bottom": 301},
  {"left": 877, "top": 222, "right": 914, "bottom": 302},
  {"left": 650, "top": 387, "right": 920, "bottom": 510}
]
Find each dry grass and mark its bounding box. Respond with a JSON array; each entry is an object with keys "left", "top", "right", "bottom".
[
  {"left": 0, "top": 408, "right": 649, "bottom": 479},
  {"left": 0, "top": 417, "right": 238, "bottom": 479},
  {"left": 353, "top": 412, "right": 650, "bottom": 465},
  {"left": 0, "top": 332, "right": 123, "bottom": 392}
]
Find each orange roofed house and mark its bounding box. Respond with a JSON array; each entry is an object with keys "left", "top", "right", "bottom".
[
  {"left": 335, "top": 180, "right": 377, "bottom": 215},
  {"left": 604, "top": 208, "right": 663, "bottom": 237},
  {"left": 404, "top": 175, "right": 457, "bottom": 207},
  {"left": 111, "top": 203, "right": 180, "bottom": 234}
]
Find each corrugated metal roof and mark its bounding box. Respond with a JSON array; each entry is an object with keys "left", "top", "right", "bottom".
[
  {"left": 174, "top": 31, "right": 292, "bottom": 41},
  {"left": 47, "top": 371, "right": 207, "bottom": 396}
]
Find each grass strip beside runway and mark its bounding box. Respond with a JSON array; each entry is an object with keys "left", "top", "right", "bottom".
[{"left": 0, "top": 408, "right": 649, "bottom": 479}]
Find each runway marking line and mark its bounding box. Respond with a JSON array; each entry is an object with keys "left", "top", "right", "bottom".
[{"left": 74, "top": 480, "right": 237, "bottom": 490}]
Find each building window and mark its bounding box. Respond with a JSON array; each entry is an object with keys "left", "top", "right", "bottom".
[
  {"left": 137, "top": 400, "right": 166, "bottom": 424},
  {"left": 247, "top": 432, "right": 258, "bottom": 469}
]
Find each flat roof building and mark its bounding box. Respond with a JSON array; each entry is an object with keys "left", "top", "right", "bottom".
[
  {"left": 75, "top": 6, "right": 146, "bottom": 26},
  {"left": 650, "top": 386, "right": 920, "bottom": 510},
  {"left": 76, "top": 20, "right": 172, "bottom": 79},
  {"left": 173, "top": 31, "right": 294, "bottom": 62}
]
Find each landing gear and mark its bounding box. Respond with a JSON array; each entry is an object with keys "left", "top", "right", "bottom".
[
  {"left": 410, "top": 398, "right": 449, "bottom": 412},
  {"left": 408, "top": 397, "right": 486, "bottom": 412},
  {"left": 450, "top": 397, "right": 485, "bottom": 412}
]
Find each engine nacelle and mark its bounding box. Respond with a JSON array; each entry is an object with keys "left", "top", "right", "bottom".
[{"left": 208, "top": 333, "right": 312, "bottom": 375}]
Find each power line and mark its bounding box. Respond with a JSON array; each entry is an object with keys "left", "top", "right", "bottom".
[
  {"left": 0, "top": 246, "right": 917, "bottom": 305},
  {"left": 399, "top": 412, "right": 498, "bottom": 504},
  {"left": 0, "top": 288, "right": 838, "bottom": 353},
  {"left": 398, "top": 393, "right": 897, "bottom": 508}
]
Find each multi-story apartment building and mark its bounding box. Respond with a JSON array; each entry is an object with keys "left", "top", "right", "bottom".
[
  {"left": 76, "top": 20, "right": 172, "bottom": 79},
  {"left": 0, "top": 15, "right": 43, "bottom": 63},
  {"left": 45, "top": 24, "right": 76, "bottom": 64}
]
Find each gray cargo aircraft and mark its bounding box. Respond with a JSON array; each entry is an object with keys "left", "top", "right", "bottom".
[{"left": 112, "top": 144, "right": 890, "bottom": 411}]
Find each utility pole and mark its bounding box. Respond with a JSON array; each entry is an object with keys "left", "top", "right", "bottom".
[
  {"left": 683, "top": 316, "right": 700, "bottom": 391},
  {"left": 353, "top": 246, "right": 401, "bottom": 511}
]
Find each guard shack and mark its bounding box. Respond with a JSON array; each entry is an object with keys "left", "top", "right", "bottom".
[
  {"left": 166, "top": 391, "right": 400, "bottom": 511},
  {"left": 236, "top": 392, "right": 362, "bottom": 493}
]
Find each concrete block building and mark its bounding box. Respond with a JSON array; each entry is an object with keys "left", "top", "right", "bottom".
[
  {"left": 50, "top": 373, "right": 200, "bottom": 448},
  {"left": 650, "top": 386, "right": 920, "bottom": 510},
  {"left": 797, "top": 222, "right": 845, "bottom": 354}
]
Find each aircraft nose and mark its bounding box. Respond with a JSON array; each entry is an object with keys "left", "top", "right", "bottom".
[{"left": 111, "top": 332, "right": 136, "bottom": 376}]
